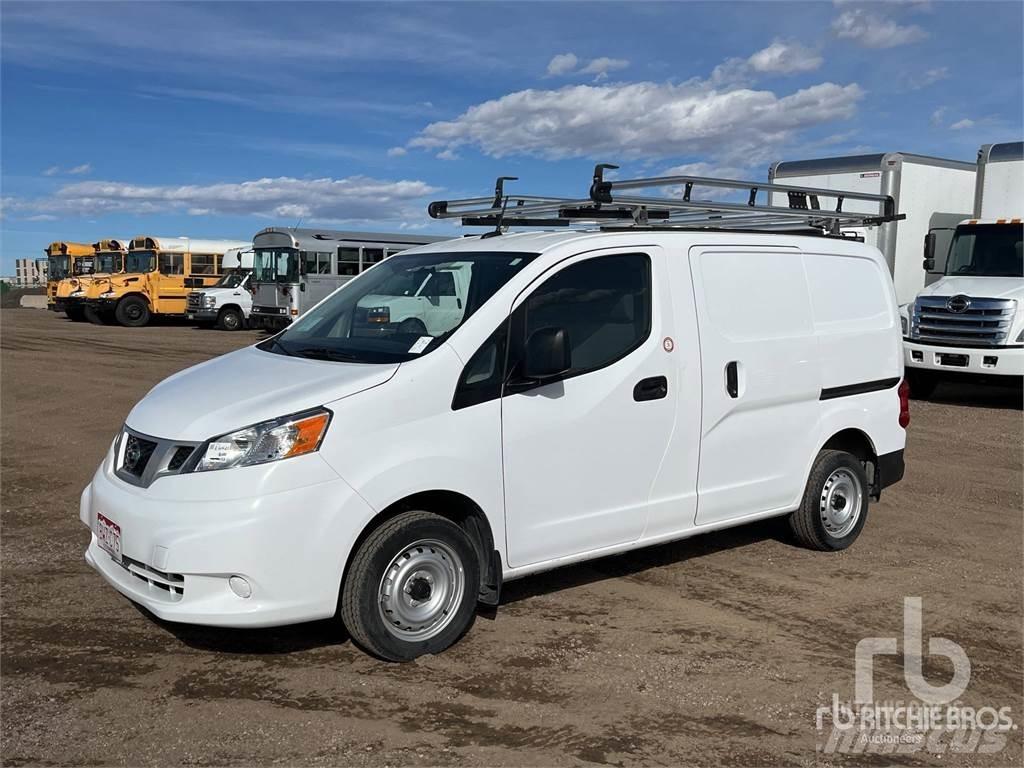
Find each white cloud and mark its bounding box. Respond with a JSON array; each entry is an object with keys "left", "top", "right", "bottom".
[
  {"left": 578, "top": 57, "right": 630, "bottom": 81},
  {"left": 387, "top": 146, "right": 408, "bottom": 157},
  {"left": 748, "top": 41, "right": 823, "bottom": 74},
  {"left": 908, "top": 66, "right": 949, "bottom": 89},
  {"left": 435, "top": 148, "right": 460, "bottom": 161},
  {"left": 42, "top": 163, "right": 91, "bottom": 176},
  {"left": 546, "top": 53, "right": 579, "bottom": 77},
  {"left": 950, "top": 118, "right": 975, "bottom": 130},
  {"left": 930, "top": 106, "right": 948, "bottom": 127},
  {"left": 4, "top": 175, "right": 440, "bottom": 223},
  {"left": 832, "top": 9, "right": 927, "bottom": 47},
  {"left": 409, "top": 79, "right": 863, "bottom": 162}
]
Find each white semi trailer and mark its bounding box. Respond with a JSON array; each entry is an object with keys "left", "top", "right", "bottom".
[
  {"left": 769, "top": 152, "right": 977, "bottom": 304},
  {"left": 901, "top": 141, "right": 1023, "bottom": 395}
]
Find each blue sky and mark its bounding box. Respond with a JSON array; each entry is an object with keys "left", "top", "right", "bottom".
[{"left": 2, "top": 0, "right": 1021, "bottom": 272}]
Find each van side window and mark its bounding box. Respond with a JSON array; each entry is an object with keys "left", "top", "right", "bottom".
[
  {"left": 510, "top": 253, "right": 651, "bottom": 383},
  {"left": 452, "top": 322, "right": 508, "bottom": 410}
]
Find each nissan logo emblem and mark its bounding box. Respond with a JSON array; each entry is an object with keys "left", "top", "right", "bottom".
[{"left": 946, "top": 295, "right": 971, "bottom": 314}]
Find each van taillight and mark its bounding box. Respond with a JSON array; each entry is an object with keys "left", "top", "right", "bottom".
[{"left": 898, "top": 379, "right": 910, "bottom": 428}]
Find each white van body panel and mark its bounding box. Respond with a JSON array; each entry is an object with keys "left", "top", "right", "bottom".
[{"left": 81, "top": 229, "right": 907, "bottom": 626}]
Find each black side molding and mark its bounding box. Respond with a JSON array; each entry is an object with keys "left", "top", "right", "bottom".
[{"left": 820, "top": 377, "right": 901, "bottom": 401}]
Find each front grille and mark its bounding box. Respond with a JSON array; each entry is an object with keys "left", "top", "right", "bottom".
[
  {"left": 118, "top": 555, "right": 185, "bottom": 602},
  {"left": 910, "top": 296, "right": 1017, "bottom": 347},
  {"left": 186, "top": 292, "right": 204, "bottom": 312},
  {"left": 253, "top": 305, "right": 287, "bottom": 315},
  {"left": 115, "top": 428, "right": 201, "bottom": 488}
]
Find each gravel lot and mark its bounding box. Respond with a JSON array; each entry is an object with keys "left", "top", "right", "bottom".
[{"left": 2, "top": 307, "right": 1021, "bottom": 767}]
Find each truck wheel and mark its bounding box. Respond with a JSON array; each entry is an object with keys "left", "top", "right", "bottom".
[
  {"left": 340, "top": 511, "right": 480, "bottom": 662},
  {"left": 217, "top": 307, "right": 244, "bottom": 331},
  {"left": 66, "top": 306, "right": 86, "bottom": 322},
  {"left": 115, "top": 296, "right": 151, "bottom": 327},
  {"left": 907, "top": 370, "right": 938, "bottom": 399},
  {"left": 788, "top": 450, "right": 869, "bottom": 551}
]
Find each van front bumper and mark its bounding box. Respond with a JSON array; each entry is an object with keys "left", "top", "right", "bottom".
[
  {"left": 903, "top": 340, "right": 1024, "bottom": 378},
  {"left": 80, "top": 451, "right": 376, "bottom": 628}
]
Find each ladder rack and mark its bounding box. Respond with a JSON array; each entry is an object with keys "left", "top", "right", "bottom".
[{"left": 427, "top": 164, "right": 905, "bottom": 235}]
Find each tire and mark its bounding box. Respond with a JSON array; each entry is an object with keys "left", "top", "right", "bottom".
[
  {"left": 115, "top": 296, "right": 151, "bottom": 327},
  {"left": 66, "top": 305, "right": 86, "bottom": 322},
  {"left": 341, "top": 510, "right": 480, "bottom": 662},
  {"left": 907, "top": 369, "right": 939, "bottom": 399},
  {"left": 83, "top": 304, "right": 112, "bottom": 325},
  {"left": 396, "top": 318, "right": 427, "bottom": 336},
  {"left": 788, "top": 450, "right": 869, "bottom": 551},
  {"left": 217, "top": 306, "right": 244, "bottom": 331}
]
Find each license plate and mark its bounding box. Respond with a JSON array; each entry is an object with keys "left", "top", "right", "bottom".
[
  {"left": 96, "top": 513, "right": 122, "bottom": 563},
  {"left": 938, "top": 353, "right": 969, "bottom": 368},
  {"left": 187, "top": 313, "right": 195, "bottom": 320}
]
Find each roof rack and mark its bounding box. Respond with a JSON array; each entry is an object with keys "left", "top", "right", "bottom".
[{"left": 427, "top": 164, "right": 905, "bottom": 236}]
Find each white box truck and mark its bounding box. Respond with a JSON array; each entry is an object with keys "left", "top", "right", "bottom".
[
  {"left": 186, "top": 247, "right": 255, "bottom": 331},
  {"left": 901, "top": 141, "right": 1023, "bottom": 395},
  {"left": 769, "top": 152, "right": 976, "bottom": 304}
]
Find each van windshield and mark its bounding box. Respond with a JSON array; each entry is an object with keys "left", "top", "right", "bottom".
[
  {"left": 261, "top": 251, "right": 537, "bottom": 364},
  {"left": 215, "top": 269, "right": 251, "bottom": 289},
  {"left": 946, "top": 224, "right": 1023, "bottom": 277}
]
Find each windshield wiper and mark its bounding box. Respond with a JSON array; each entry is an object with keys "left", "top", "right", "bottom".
[{"left": 293, "top": 347, "right": 361, "bottom": 362}]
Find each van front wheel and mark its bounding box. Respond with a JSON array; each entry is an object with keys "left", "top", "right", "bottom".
[
  {"left": 340, "top": 511, "right": 479, "bottom": 662},
  {"left": 789, "top": 450, "right": 868, "bottom": 551},
  {"left": 115, "top": 296, "right": 150, "bottom": 327},
  {"left": 217, "top": 307, "right": 244, "bottom": 331}
]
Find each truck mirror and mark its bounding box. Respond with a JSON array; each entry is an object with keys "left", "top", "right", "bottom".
[{"left": 922, "top": 232, "right": 936, "bottom": 272}]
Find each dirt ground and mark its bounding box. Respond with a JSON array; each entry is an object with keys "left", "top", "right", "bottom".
[{"left": 1, "top": 307, "right": 1021, "bottom": 767}]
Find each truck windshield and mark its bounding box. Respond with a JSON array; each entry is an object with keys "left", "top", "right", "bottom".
[
  {"left": 254, "top": 249, "right": 299, "bottom": 283},
  {"left": 215, "top": 269, "right": 251, "bottom": 289},
  {"left": 95, "top": 254, "right": 123, "bottom": 273},
  {"left": 946, "top": 224, "right": 1023, "bottom": 277},
  {"left": 261, "top": 251, "right": 537, "bottom": 364},
  {"left": 48, "top": 255, "right": 69, "bottom": 281},
  {"left": 126, "top": 251, "right": 156, "bottom": 273}
]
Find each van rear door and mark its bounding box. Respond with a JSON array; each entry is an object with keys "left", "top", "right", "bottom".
[{"left": 689, "top": 246, "right": 821, "bottom": 526}]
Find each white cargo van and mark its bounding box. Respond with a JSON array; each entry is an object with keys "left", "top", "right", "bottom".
[
  {"left": 770, "top": 152, "right": 976, "bottom": 304},
  {"left": 80, "top": 171, "right": 909, "bottom": 661},
  {"left": 186, "top": 248, "right": 255, "bottom": 331},
  {"left": 901, "top": 142, "right": 1023, "bottom": 396}
]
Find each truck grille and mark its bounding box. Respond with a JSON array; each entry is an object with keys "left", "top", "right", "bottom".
[
  {"left": 910, "top": 296, "right": 1016, "bottom": 347},
  {"left": 186, "top": 292, "right": 204, "bottom": 312}
]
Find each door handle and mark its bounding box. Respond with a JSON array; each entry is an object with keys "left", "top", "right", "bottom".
[
  {"left": 726, "top": 361, "right": 739, "bottom": 398},
  {"left": 633, "top": 376, "right": 668, "bottom": 402}
]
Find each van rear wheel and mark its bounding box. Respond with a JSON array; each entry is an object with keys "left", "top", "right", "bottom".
[
  {"left": 115, "top": 296, "right": 150, "bottom": 327},
  {"left": 340, "top": 510, "right": 479, "bottom": 662},
  {"left": 789, "top": 450, "right": 868, "bottom": 551}
]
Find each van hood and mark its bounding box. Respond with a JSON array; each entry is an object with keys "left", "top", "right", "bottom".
[
  {"left": 126, "top": 345, "right": 399, "bottom": 441},
  {"left": 918, "top": 276, "right": 1024, "bottom": 302}
]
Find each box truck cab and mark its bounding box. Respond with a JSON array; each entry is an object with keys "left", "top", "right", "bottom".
[
  {"left": 186, "top": 248, "right": 255, "bottom": 331},
  {"left": 249, "top": 229, "right": 447, "bottom": 331},
  {"left": 902, "top": 142, "right": 1024, "bottom": 395},
  {"left": 90, "top": 236, "right": 250, "bottom": 327},
  {"left": 47, "top": 241, "right": 95, "bottom": 319},
  {"left": 80, "top": 171, "right": 908, "bottom": 662}
]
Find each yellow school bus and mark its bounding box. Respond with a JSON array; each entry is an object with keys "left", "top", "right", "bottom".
[
  {"left": 62, "top": 239, "right": 131, "bottom": 324},
  {"left": 87, "top": 236, "right": 250, "bottom": 327},
  {"left": 46, "top": 241, "right": 95, "bottom": 319}
]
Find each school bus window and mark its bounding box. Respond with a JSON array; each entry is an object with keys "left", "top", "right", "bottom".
[
  {"left": 191, "top": 253, "right": 217, "bottom": 275},
  {"left": 338, "top": 247, "right": 360, "bottom": 276},
  {"left": 363, "top": 248, "right": 385, "bottom": 270},
  {"left": 159, "top": 252, "right": 184, "bottom": 275}
]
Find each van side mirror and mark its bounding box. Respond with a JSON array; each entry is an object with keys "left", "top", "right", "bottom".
[
  {"left": 923, "top": 232, "right": 936, "bottom": 272},
  {"left": 523, "top": 327, "right": 571, "bottom": 380}
]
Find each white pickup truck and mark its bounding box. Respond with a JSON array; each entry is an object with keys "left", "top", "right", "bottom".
[{"left": 901, "top": 142, "right": 1023, "bottom": 396}]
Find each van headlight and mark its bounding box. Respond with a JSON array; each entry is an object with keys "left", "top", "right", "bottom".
[
  {"left": 195, "top": 408, "right": 331, "bottom": 472},
  {"left": 203, "top": 295, "right": 216, "bottom": 308}
]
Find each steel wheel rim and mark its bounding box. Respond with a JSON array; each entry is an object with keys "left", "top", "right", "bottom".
[
  {"left": 378, "top": 539, "right": 465, "bottom": 641},
  {"left": 820, "top": 467, "right": 862, "bottom": 538},
  {"left": 126, "top": 303, "right": 142, "bottom": 320}
]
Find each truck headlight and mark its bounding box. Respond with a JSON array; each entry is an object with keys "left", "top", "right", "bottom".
[
  {"left": 901, "top": 315, "right": 908, "bottom": 336},
  {"left": 71, "top": 290, "right": 84, "bottom": 297},
  {"left": 203, "top": 295, "right": 216, "bottom": 308},
  {"left": 195, "top": 408, "right": 331, "bottom": 472}
]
